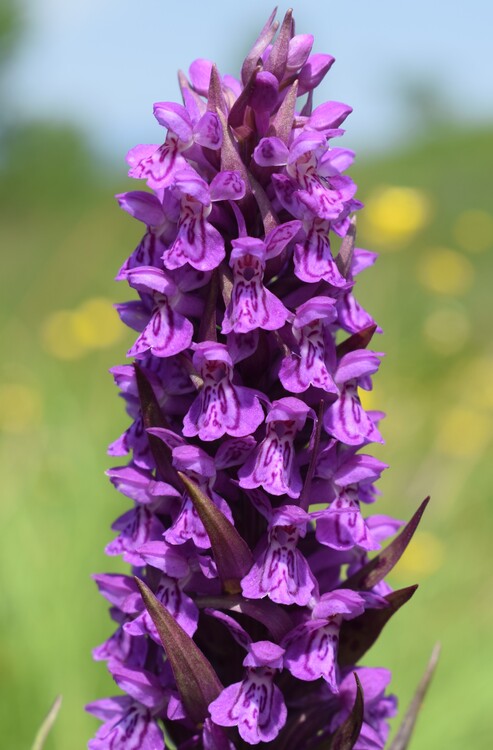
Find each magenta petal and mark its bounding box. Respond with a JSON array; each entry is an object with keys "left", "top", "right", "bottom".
[
  {"left": 366, "top": 515, "right": 404, "bottom": 543},
  {"left": 282, "top": 619, "right": 340, "bottom": 691},
  {"left": 106, "top": 507, "right": 165, "bottom": 566},
  {"left": 336, "top": 350, "right": 382, "bottom": 384},
  {"left": 215, "top": 436, "right": 256, "bottom": 469},
  {"left": 125, "top": 266, "right": 177, "bottom": 296},
  {"left": 226, "top": 330, "right": 259, "bottom": 363},
  {"left": 250, "top": 71, "right": 278, "bottom": 114},
  {"left": 153, "top": 101, "right": 193, "bottom": 143},
  {"left": 172, "top": 443, "right": 217, "bottom": 478},
  {"left": 313, "top": 589, "right": 366, "bottom": 620},
  {"left": 279, "top": 319, "right": 338, "bottom": 394},
  {"left": 92, "top": 621, "right": 137, "bottom": 665},
  {"left": 337, "top": 290, "right": 376, "bottom": 334},
  {"left": 173, "top": 168, "right": 211, "bottom": 204},
  {"left": 333, "top": 454, "right": 388, "bottom": 487},
  {"left": 86, "top": 696, "right": 133, "bottom": 722},
  {"left": 272, "top": 173, "right": 308, "bottom": 219},
  {"left": 138, "top": 540, "right": 190, "bottom": 578},
  {"left": 319, "top": 147, "right": 355, "bottom": 176},
  {"left": 126, "top": 143, "right": 159, "bottom": 169},
  {"left": 164, "top": 496, "right": 211, "bottom": 549},
  {"left": 298, "top": 53, "right": 335, "bottom": 95},
  {"left": 298, "top": 181, "right": 348, "bottom": 222},
  {"left": 287, "top": 34, "right": 313, "bottom": 70},
  {"left": 182, "top": 349, "right": 264, "bottom": 440},
  {"left": 183, "top": 382, "right": 264, "bottom": 440},
  {"left": 241, "top": 532, "right": 316, "bottom": 605},
  {"left": 127, "top": 301, "right": 193, "bottom": 359},
  {"left": 164, "top": 213, "right": 225, "bottom": 271},
  {"left": 209, "top": 170, "right": 246, "bottom": 202},
  {"left": 88, "top": 702, "right": 165, "bottom": 750},
  {"left": 92, "top": 573, "right": 138, "bottom": 613},
  {"left": 106, "top": 465, "right": 179, "bottom": 505},
  {"left": 264, "top": 220, "right": 302, "bottom": 259},
  {"left": 308, "top": 101, "right": 353, "bottom": 131},
  {"left": 253, "top": 137, "right": 290, "bottom": 167},
  {"left": 223, "top": 249, "right": 290, "bottom": 334},
  {"left": 165, "top": 492, "right": 234, "bottom": 550},
  {"left": 324, "top": 386, "right": 383, "bottom": 446},
  {"left": 294, "top": 227, "right": 346, "bottom": 285},
  {"left": 229, "top": 284, "right": 290, "bottom": 334},
  {"left": 194, "top": 111, "right": 223, "bottom": 149},
  {"left": 314, "top": 493, "right": 379, "bottom": 551},
  {"left": 189, "top": 58, "right": 214, "bottom": 94},
  {"left": 244, "top": 641, "right": 285, "bottom": 669},
  {"left": 238, "top": 426, "right": 302, "bottom": 499},
  {"left": 109, "top": 663, "right": 164, "bottom": 709},
  {"left": 127, "top": 141, "right": 187, "bottom": 190},
  {"left": 115, "top": 301, "right": 151, "bottom": 333},
  {"left": 209, "top": 674, "right": 287, "bottom": 744},
  {"left": 288, "top": 131, "right": 327, "bottom": 164},
  {"left": 116, "top": 191, "right": 165, "bottom": 226}
]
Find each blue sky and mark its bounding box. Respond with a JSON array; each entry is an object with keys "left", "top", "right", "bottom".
[{"left": 5, "top": 0, "right": 493, "bottom": 160}]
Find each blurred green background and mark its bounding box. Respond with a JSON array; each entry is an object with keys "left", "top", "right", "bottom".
[{"left": 1, "top": 2, "right": 492, "bottom": 748}]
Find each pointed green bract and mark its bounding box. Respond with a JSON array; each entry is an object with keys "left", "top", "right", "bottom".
[
  {"left": 330, "top": 674, "right": 364, "bottom": 750},
  {"left": 134, "top": 363, "right": 178, "bottom": 482},
  {"left": 339, "top": 585, "right": 418, "bottom": 667},
  {"left": 336, "top": 323, "right": 377, "bottom": 359},
  {"left": 248, "top": 169, "right": 279, "bottom": 233},
  {"left": 335, "top": 219, "right": 356, "bottom": 278},
  {"left": 228, "top": 65, "right": 260, "bottom": 129},
  {"left": 217, "top": 109, "right": 250, "bottom": 182},
  {"left": 344, "top": 498, "right": 430, "bottom": 590},
  {"left": 270, "top": 80, "right": 298, "bottom": 143},
  {"left": 177, "top": 471, "right": 253, "bottom": 594},
  {"left": 265, "top": 9, "right": 293, "bottom": 80},
  {"left": 135, "top": 577, "right": 223, "bottom": 725},
  {"left": 31, "top": 695, "right": 62, "bottom": 750},
  {"left": 389, "top": 643, "right": 441, "bottom": 750}
]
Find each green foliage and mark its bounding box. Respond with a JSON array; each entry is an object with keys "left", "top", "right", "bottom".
[{"left": 0, "top": 0, "right": 20, "bottom": 68}]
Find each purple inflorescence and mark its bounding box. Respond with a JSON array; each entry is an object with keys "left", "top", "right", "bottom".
[{"left": 88, "top": 10, "right": 411, "bottom": 749}]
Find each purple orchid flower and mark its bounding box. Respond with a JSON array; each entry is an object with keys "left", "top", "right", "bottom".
[
  {"left": 182, "top": 342, "right": 265, "bottom": 440},
  {"left": 240, "top": 494, "right": 317, "bottom": 605},
  {"left": 126, "top": 102, "right": 222, "bottom": 191},
  {"left": 330, "top": 668, "right": 397, "bottom": 749},
  {"left": 90, "top": 10, "right": 426, "bottom": 750},
  {"left": 282, "top": 589, "right": 366, "bottom": 692},
  {"left": 222, "top": 231, "right": 299, "bottom": 334},
  {"left": 207, "top": 611, "right": 287, "bottom": 744},
  {"left": 323, "top": 349, "right": 384, "bottom": 446},
  {"left": 123, "top": 266, "right": 201, "bottom": 359},
  {"left": 86, "top": 696, "right": 165, "bottom": 750},
  {"left": 158, "top": 438, "right": 234, "bottom": 550},
  {"left": 238, "top": 397, "right": 313, "bottom": 498},
  {"left": 162, "top": 168, "right": 246, "bottom": 272},
  {"left": 209, "top": 642, "right": 287, "bottom": 745},
  {"left": 278, "top": 295, "right": 338, "bottom": 393}
]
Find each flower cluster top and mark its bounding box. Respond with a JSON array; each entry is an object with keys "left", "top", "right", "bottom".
[{"left": 88, "top": 10, "right": 404, "bottom": 750}]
